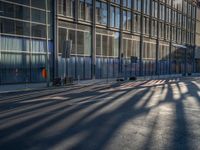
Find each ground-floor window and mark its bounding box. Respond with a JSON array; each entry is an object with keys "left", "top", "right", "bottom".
[
  {"left": 58, "top": 21, "right": 92, "bottom": 79},
  {"left": 142, "top": 40, "right": 156, "bottom": 76},
  {"left": 0, "top": 35, "right": 53, "bottom": 84},
  {"left": 122, "top": 34, "right": 140, "bottom": 77},
  {"left": 158, "top": 42, "right": 170, "bottom": 75}
]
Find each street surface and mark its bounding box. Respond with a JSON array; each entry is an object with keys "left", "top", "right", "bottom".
[{"left": 0, "top": 78, "right": 200, "bottom": 150}]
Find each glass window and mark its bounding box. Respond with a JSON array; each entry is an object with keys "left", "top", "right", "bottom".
[
  {"left": 96, "top": 29, "right": 119, "bottom": 57},
  {"left": 15, "top": 4, "right": 30, "bottom": 20},
  {"left": 32, "top": 39, "right": 46, "bottom": 52},
  {"left": 32, "top": 9, "right": 46, "bottom": 24},
  {"left": 15, "top": 21, "right": 30, "bottom": 36},
  {"left": 31, "top": 0, "right": 46, "bottom": 9},
  {"left": 123, "top": 0, "right": 131, "bottom": 8},
  {"left": 79, "top": 0, "right": 85, "bottom": 20},
  {"left": 96, "top": 1, "right": 107, "bottom": 25},
  {"left": 1, "top": 18, "right": 15, "bottom": 34},
  {"left": 58, "top": 23, "right": 92, "bottom": 55},
  {"left": 102, "top": 3, "right": 107, "bottom": 25},
  {"left": 102, "top": 35, "right": 108, "bottom": 56},
  {"left": 0, "top": 2, "right": 30, "bottom": 21},
  {"left": 85, "top": 0, "right": 92, "bottom": 21},
  {"left": 123, "top": 10, "right": 127, "bottom": 30},
  {"left": 143, "top": 17, "right": 149, "bottom": 35},
  {"left": 32, "top": 24, "right": 46, "bottom": 38},
  {"left": 159, "top": 4, "right": 165, "bottom": 20},
  {"left": 1, "top": 18, "right": 30, "bottom": 36},
  {"left": 127, "top": 0, "right": 131, "bottom": 8},
  {"left": 79, "top": 0, "right": 93, "bottom": 22},
  {"left": 197, "top": 8, "right": 200, "bottom": 21},
  {"left": 123, "top": 0, "right": 127, "bottom": 7},
  {"left": 151, "top": 20, "right": 157, "bottom": 37},
  {"left": 84, "top": 31, "right": 91, "bottom": 55},
  {"left": 57, "top": 0, "right": 73, "bottom": 17},
  {"left": 152, "top": 1, "right": 158, "bottom": 18},
  {"left": 77, "top": 31, "right": 84, "bottom": 54},
  {"left": 110, "top": 6, "right": 115, "bottom": 27},
  {"left": 133, "top": 14, "right": 141, "bottom": 33},
  {"left": 114, "top": 32, "right": 119, "bottom": 57},
  {"left": 96, "top": 34, "right": 101, "bottom": 55},
  {"left": 58, "top": 28, "right": 67, "bottom": 53},
  {"left": 110, "top": 6, "right": 120, "bottom": 28},
  {"left": 123, "top": 10, "right": 131, "bottom": 31},
  {"left": 115, "top": 7, "right": 120, "bottom": 28},
  {"left": 109, "top": 36, "right": 114, "bottom": 56},
  {"left": 66, "top": 0, "right": 75, "bottom": 17},
  {"left": 5, "top": 0, "right": 30, "bottom": 5},
  {"left": 111, "top": 0, "right": 120, "bottom": 5},
  {"left": 137, "top": 0, "right": 142, "bottom": 12},
  {"left": 122, "top": 36, "right": 140, "bottom": 58},
  {"left": 68, "top": 29, "right": 76, "bottom": 54},
  {"left": 127, "top": 11, "right": 131, "bottom": 31},
  {"left": 1, "top": 36, "right": 30, "bottom": 52},
  {"left": 143, "top": 0, "right": 150, "bottom": 15},
  {"left": 96, "top": 1, "right": 101, "bottom": 24}
]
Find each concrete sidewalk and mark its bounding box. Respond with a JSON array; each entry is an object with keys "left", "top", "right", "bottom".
[
  {"left": 0, "top": 83, "right": 48, "bottom": 94},
  {"left": 0, "top": 74, "right": 200, "bottom": 95},
  {"left": 0, "top": 79, "right": 117, "bottom": 95}
]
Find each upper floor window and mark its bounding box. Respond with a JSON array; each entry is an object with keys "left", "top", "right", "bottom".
[
  {"left": 183, "top": 0, "right": 187, "bottom": 14},
  {"left": 166, "top": 0, "right": 171, "bottom": 6},
  {"left": 79, "top": 0, "right": 92, "bottom": 22},
  {"left": 152, "top": 0, "right": 158, "bottom": 18},
  {"left": 110, "top": 6, "right": 120, "bottom": 28},
  {"left": 133, "top": 13, "right": 141, "bottom": 33},
  {"left": 134, "top": 0, "right": 142, "bottom": 12},
  {"left": 197, "top": 8, "right": 200, "bottom": 21},
  {"left": 111, "top": 0, "right": 120, "bottom": 5},
  {"left": 0, "top": 1, "right": 30, "bottom": 21},
  {"left": 166, "top": 7, "right": 171, "bottom": 23},
  {"left": 192, "top": 5, "right": 196, "bottom": 19},
  {"left": 159, "top": 4, "right": 165, "bottom": 20},
  {"left": 123, "top": 0, "right": 131, "bottom": 8},
  {"left": 188, "top": 3, "right": 192, "bottom": 17},
  {"left": 143, "top": 17, "right": 150, "bottom": 35},
  {"left": 58, "top": 0, "right": 75, "bottom": 18},
  {"left": 123, "top": 10, "right": 131, "bottom": 31},
  {"left": 172, "top": 0, "right": 177, "bottom": 9},
  {"left": 143, "top": 0, "right": 150, "bottom": 15},
  {"left": 96, "top": 1, "right": 107, "bottom": 25}
]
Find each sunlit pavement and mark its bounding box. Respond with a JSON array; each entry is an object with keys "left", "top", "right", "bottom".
[{"left": 0, "top": 78, "right": 200, "bottom": 150}]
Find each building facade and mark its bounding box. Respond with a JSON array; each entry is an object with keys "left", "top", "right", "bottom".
[
  {"left": 0, "top": 0, "right": 199, "bottom": 84},
  {"left": 0, "top": 0, "right": 53, "bottom": 84},
  {"left": 195, "top": 4, "right": 200, "bottom": 71}
]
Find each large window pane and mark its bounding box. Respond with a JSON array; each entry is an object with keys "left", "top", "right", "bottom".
[
  {"left": 66, "top": 0, "right": 75, "bottom": 17},
  {"left": 32, "top": 9, "right": 46, "bottom": 24},
  {"left": 77, "top": 31, "right": 84, "bottom": 54},
  {"left": 31, "top": 0, "right": 45, "bottom": 9},
  {"left": 32, "top": 24, "right": 46, "bottom": 38}
]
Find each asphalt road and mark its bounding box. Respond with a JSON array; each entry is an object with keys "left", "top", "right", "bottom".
[{"left": 0, "top": 78, "right": 200, "bottom": 150}]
